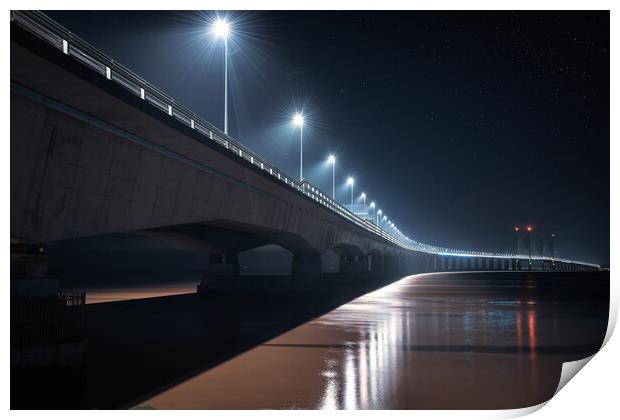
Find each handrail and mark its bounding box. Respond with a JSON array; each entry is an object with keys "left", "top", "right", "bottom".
[{"left": 10, "top": 10, "right": 599, "bottom": 268}]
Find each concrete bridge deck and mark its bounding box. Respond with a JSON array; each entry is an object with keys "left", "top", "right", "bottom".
[{"left": 10, "top": 11, "right": 598, "bottom": 280}]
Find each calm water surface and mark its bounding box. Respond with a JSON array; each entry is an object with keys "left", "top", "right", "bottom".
[
  {"left": 85, "top": 281, "right": 196, "bottom": 304},
  {"left": 139, "top": 271, "right": 608, "bottom": 409}
]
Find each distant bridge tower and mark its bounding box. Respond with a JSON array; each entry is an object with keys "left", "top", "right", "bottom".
[{"left": 526, "top": 226, "right": 533, "bottom": 269}]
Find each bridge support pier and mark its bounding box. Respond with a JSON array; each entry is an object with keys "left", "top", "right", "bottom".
[
  {"left": 198, "top": 253, "right": 240, "bottom": 293},
  {"left": 339, "top": 255, "right": 369, "bottom": 279},
  {"left": 10, "top": 243, "right": 65, "bottom": 298},
  {"left": 11, "top": 243, "right": 49, "bottom": 279},
  {"left": 369, "top": 255, "right": 385, "bottom": 278},
  {"left": 11, "top": 243, "right": 86, "bottom": 378},
  {"left": 375, "top": 254, "right": 402, "bottom": 277},
  {"left": 207, "top": 253, "right": 240, "bottom": 277},
  {"left": 291, "top": 253, "right": 322, "bottom": 281}
]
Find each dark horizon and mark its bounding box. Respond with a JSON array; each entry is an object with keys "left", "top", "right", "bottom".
[{"left": 43, "top": 10, "right": 610, "bottom": 265}]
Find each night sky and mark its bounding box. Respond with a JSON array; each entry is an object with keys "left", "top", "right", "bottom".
[{"left": 44, "top": 11, "right": 609, "bottom": 265}]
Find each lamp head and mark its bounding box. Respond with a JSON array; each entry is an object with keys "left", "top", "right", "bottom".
[
  {"left": 293, "top": 113, "right": 304, "bottom": 127},
  {"left": 213, "top": 19, "right": 230, "bottom": 38}
]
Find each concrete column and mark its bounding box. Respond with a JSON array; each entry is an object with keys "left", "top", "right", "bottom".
[
  {"left": 370, "top": 254, "right": 385, "bottom": 278},
  {"left": 11, "top": 243, "right": 49, "bottom": 279},
  {"left": 199, "top": 253, "right": 240, "bottom": 293},
  {"left": 10, "top": 243, "right": 60, "bottom": 298},
  {"left": 292, "top": 253, "right": 322, "bottom": 280},
  {"left": 383, "top": 254, "right": 402, "bottom": 277},
  {"left": 11, "top": 243, "right": 86, "bottom": 375},
  {"left": 207, "top": 253, "right": 240, "bottom": 277}
]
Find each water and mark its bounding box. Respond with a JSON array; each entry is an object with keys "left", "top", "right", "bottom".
[
  {"left": 84, "top": 281, "right": 197, "bottom": 304},
  {"left": 138, "top": 271, "right": 608, "bottom": 410}
]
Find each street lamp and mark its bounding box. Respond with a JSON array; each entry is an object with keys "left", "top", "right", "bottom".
[
  {"left": 377, "top": 209, "right": 382, "bottom": 226},
  {"left": 526, "top": 225, "right": 534, "bottom": 269},
  {"left": 382, "top": 215, "right": 387, "bottom": 229},
  {"left": 369, "top": 201, "right": 375, "bottom": 222},
  {"left": 551, "top": 233, "right": 556, "bottom": 270},
  {"left": 293, "top": 113, "right": 304, "bottom": 181},
  {"left": 347, "top": 177, "right": 354, "bottom": 211},
  {"left": 212, "top": 19, "right": 230, "bottom": 134},
  {"left": 327, "top": 155, "right": 336, "bottom": 199},
  {"left": 360, "top": 193, "right": 366, "bottom": 219}
]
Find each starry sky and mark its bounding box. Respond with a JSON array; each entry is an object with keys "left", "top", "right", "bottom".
[{"left": 44, "top": 10, "right": 610, "bottom": 265}]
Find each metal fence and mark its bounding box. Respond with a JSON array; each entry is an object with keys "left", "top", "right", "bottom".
[{"left": 11, "top": 291, "right": 86, "bottom": 348}]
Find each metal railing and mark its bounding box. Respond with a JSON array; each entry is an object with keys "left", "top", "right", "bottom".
[
  {"left": 11, "top": 291, "right": 86, "bottom": 348},
  {"left": 10, "top": 10, "right": 599, "bottom": 268}
]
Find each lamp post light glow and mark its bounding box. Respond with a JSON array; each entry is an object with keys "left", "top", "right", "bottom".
[
  {"left": 293, "top": 113, "right": 304, "bottom": 181},
  {"left": 347, "top": 177, "right": 354, "bottom": 211},
  {"left": 360, "top": 193, "right": 366, "bottom": 219},
  {"left": 212, "top": 19, "right": 230, "bottom": 134},
  {"left": 369, "top": 201, "right": 375, "bottom": 222},
  {"left": 327, "top": 155, "right": 336, "bottom": 199},
  {"left": 377, "top": 209, "right": 382, "bottom": 226},
  {"left": 382, "top": 215, "right": 387, "bottom": 229}
]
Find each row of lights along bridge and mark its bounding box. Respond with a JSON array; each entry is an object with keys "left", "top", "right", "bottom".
[{"left": 213, "top": 18, "right": 399, "bottom": 233}]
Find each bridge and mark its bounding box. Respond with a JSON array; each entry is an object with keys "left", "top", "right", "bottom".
[{"left": 10, "top": 10, "right": 599, "bottom": 290}]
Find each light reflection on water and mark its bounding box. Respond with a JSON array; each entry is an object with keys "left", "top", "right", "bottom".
[
  {"left": 85, "top": 282, "right": 197, "bottom": 304},
  {"left": 140, "top": 272, "right": 606, "bottom": 410}
]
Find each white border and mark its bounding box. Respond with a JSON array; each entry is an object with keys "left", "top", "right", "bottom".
[{"left": 3, "top": 1, "right": 616, "bottom": 418}]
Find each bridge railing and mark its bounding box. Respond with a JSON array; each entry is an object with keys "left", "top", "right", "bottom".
[
  {"left": 11, "top": 11, "right": 598, "bottom": 268},
  {"left": 11, "top": 10, "right": 301, "bottom": 192}
]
